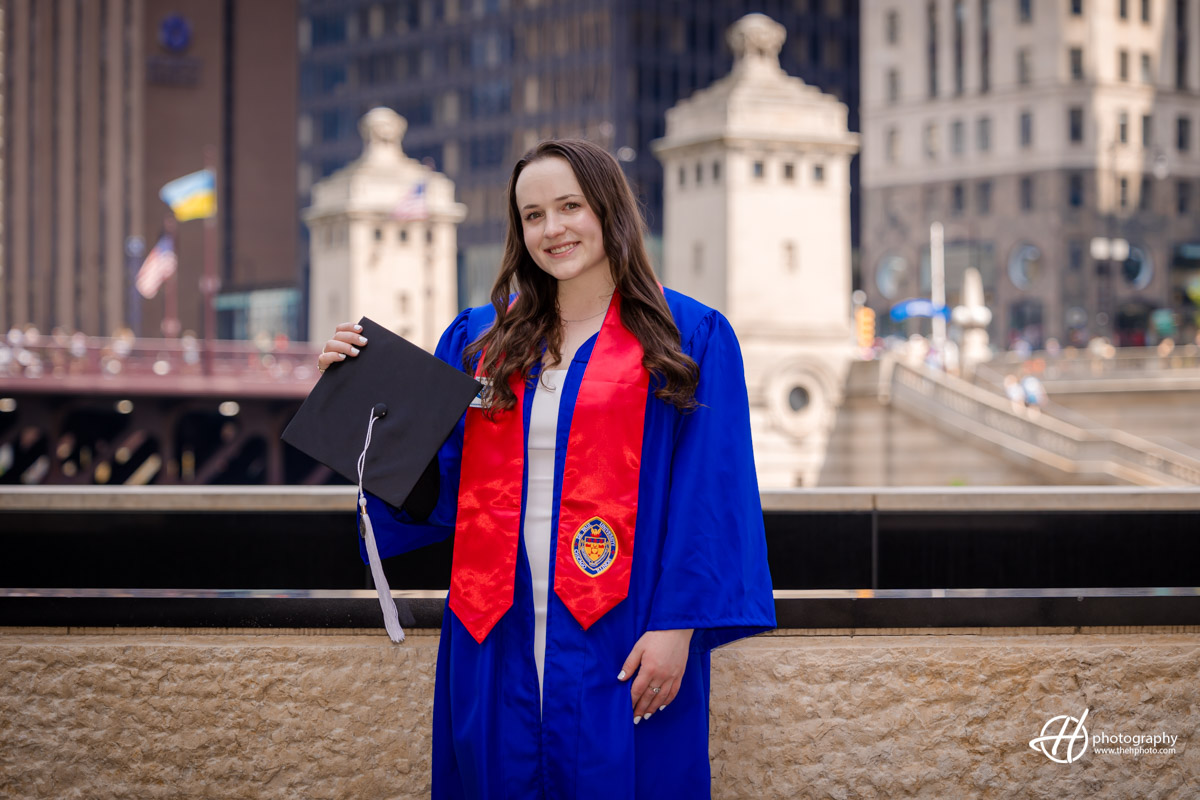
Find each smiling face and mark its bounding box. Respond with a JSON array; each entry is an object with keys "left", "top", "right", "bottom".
[{"left": 514, "top": 156, "right": 611, "bottom": 288}]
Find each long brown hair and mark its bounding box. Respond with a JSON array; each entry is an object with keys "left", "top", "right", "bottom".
[{"left": 463, "top": 139, "right": 698, "bottom": 415}]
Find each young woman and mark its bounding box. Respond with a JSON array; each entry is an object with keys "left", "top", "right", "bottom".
[{"left": 318, "top": 139, "right": 774, "bottom": 799}]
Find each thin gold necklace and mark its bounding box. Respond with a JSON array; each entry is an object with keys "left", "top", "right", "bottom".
[
  {"left": 560, "top": 292, "right": 615, "bottom": 323},
  {"left": 560, "top": 308, "right": 607, "bottom": 323}
]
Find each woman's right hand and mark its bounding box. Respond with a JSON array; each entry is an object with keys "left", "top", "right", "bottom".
[{"left": 317, "top": 322, "right": 368, "bottom": 373}]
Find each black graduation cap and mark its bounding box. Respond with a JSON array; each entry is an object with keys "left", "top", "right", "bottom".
[
  {"left": 283, "top": 316, "right": 481, "bottom": 510},
  {"left": 282, "top": 316, "right": 481, "bottom": 642}
]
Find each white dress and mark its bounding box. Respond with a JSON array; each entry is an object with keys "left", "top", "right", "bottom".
[{"left": 522, "top": 367, "right": 567, "bottom": 710}]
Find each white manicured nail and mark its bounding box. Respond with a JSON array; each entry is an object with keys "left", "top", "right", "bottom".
[
  {"left": 338, "top": 353, "right": 346, "bottom": 360},
  {"left": 643, "top": 712, "right": 652, "bottom": 720},
  {"left": 350, "top": 347, "right": 360, "bottom": 356},
  {"left": 358, "top": 336, "right": 368, "bottom": 344},
  {"left": 633, "top": 716, "right": 641, "bottom": 725},
  {"left": 617, "top": 670, "right": 626, "bottom": 680},
  {"left": 658, "top": 705, "right": 667, "bottom": 712},
  {"left": 354, "top": 325, "right": 362, "bottom": 332}
]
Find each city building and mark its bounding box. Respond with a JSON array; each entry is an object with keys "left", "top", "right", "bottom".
[
  {"left": 861, "top": 0, "right": 1200, "bottom": 349},
  {"left": 304, "top": 107, "right": 465, "bottom": 350},
  {"left": 1, "top": 0, "right": 298, "bottom": 341},
  {"left": 296, "top": 0, "right": 860, "bottom": 329},
  {"left": 655, "top": 13, "right": 859, "bottom": 488}
]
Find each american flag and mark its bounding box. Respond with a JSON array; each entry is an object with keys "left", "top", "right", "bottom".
[
  {"left": 392, "top": 182, "right": 429, "bottom": 221},
  {"left": 135, "top": 234, "right": 178, "bottom": 299}
]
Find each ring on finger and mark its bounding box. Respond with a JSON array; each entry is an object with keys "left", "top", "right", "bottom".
[{"left": 651, "top": 687, "right": 661, "bottom": 694}]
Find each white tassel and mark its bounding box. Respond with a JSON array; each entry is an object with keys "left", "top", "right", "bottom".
[{"left": 358, "top": 409, "right": 405, "bottom": 643}]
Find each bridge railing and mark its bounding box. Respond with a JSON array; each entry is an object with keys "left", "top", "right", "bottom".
[
  {"left": 0, "top": 333, "right": 321, "bottom": 387},
  {"left": 988, "top": 344, "right": 1200, "bottom": 381},
  {"left": 882, "top": 357, "right": 1200, "bottom": 486}
]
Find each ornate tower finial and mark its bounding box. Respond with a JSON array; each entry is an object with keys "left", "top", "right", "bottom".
[
  {"left": 727, "top": 13, "right": 786, "bottom": 72},
  {"left": 359, "top": 107, "right": 408, "bottom": 164}
]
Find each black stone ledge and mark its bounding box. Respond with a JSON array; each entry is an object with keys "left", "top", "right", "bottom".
[{"left": 2, "top": 589, "right": 1199, "bottom": 630}]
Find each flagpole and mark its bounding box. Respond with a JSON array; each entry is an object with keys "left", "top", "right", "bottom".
[
  {"left": 161, "top": 215, "right": 181, "bottom": 338},
  {"left": 201, "top": 146, "right": 220, "bottom": 374}
]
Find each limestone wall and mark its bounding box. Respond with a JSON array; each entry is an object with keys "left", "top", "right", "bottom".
[{"left": 2, "top": 627, "right": 1197, "bottom": 799}]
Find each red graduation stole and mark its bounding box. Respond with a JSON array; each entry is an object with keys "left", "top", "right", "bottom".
[{"left": 450, "top": 293, "right": 648, "bottom": 643}]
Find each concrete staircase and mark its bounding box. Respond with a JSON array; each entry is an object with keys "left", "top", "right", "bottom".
[{"left": 818, "top": 357, "right": 1200, "bottom": 487}]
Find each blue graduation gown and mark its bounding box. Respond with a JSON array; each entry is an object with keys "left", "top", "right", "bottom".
[{"left": 362, "top": 288, "right": 775, "bottom": 799}]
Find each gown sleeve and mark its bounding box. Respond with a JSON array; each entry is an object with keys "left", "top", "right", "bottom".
[
  {"left": 646, "top": 311, "right": 777, "bottom": 651},
  {"left": 356, "top": 308, "right": 472, "bottom": 563}
]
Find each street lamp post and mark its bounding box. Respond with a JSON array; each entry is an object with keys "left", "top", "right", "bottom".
[
  {"left": 930, "top": 221, "right": 947, "bottom": 362},
  {"left": 1090, "top": 235, "right": 1127, "bottom": 341}
]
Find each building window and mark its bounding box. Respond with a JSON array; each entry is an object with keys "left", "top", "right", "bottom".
[
  {"left": 1068, "top": 173, "right": 1084, "bottom": 208},
  {"left": 1069, "top": 47, "right": 1084, "bottom": 81},
  {"left": 1176, "top": 0, "right": 1189, "bottom": 90},
  {"left": 1069, "top": 107, "right": 1084, "bottom": 143},
  {"left": 1019, "top": 0, "right": 1032, "bottom": 23},
  {"left": 1118, "top": 111, "right": 1129, "bottom": 144},
  {"left": 1141, "top": 52, "right": 1154, "bottom": 83},
  {"left": 679, "top": 166, "right": 686, "bottom": 187},
  {"left": 783, "top": 162, "right": 796, "bottom": 181},
  {"left": 1142, "top": 114, "right": 1153, "bottom": 146},
  {"left": 953, "top": 0, "right": 966, "bottom": 95},
  {"left": 1020, "top": 175, "right": 1035, "bottom": 211},
  {"left": 977, "top": 116, "right": 992, "bottom": 152},
  {"left": 980, "top": 0, "right": 991, "bottom": 92},
  {"left": 951, "top": 183, "right": 966, "bottom": 214},
  {"left": 783, "top": 241, "right": 798, "bottom": 273},
  {"left": 824, "top": 37, "right": 844, "bottom": 69},
  {"left": 1179, "top": 181, "right": 1193, "bottom": 216},
  {"left": 924, "top": 121, "right": 940, "bottom": 159},
  {"left": 977, "top": 180, "right": 993, "bottom": 215},
  {"left": 927, "top": 1, "right": 939, "bottom": 98},
  {"left": 886, "top": 9, "right": 900, "bottom": 44},
  {"left": 1069, "top": 240, "right": 1084, "bottom": 272},
  {"left": 886, "top": 127, "right": 900, "bottom": 163},
  {"left": 1179, "top": 116, "right": 1193, "bottom": 151},
  {"left": 753, "top": 160, "right": 765, "bottom": 179},
  {"left": 695, "top": 163, "right": 703, "bottom": 185},
  {"left": 1141, "top": 0, "right": 1151, "bottom": 22},
  {"left": 1017, "top": 48, "right": 1032, "bottom": 85},
  {"left": 713, "top": 161, "right": 721, "bottom": 182},
  {"left": 1071, "top": 0, "right": 1084, "bottom": 15},
  {"left": 1139, "top": 175, "right": 1153, "bottom": 211},
  {"left": 1118, "top": 0, "right": 1128, "bottom": 19},
  {"left": 952, "top": 119, "right": 966, "bottom": 155},
  {"left": 924, "top": 186, "right": 939, "bottom": 216},
  {"left": 1119, "top": 176, "right": 1130, "bottom": 208},
  {"left": 813, "top": 164, "right": 826, "bottom": 183},
  {"left": 1020, "top": 110, "right": 1034, "bottom": 148},
  {"left": 1119, "top": 49, "right": 1129, "bottom": 81},
  {"left": 887, "top": 68, "right": 901, "bottom": 102}
]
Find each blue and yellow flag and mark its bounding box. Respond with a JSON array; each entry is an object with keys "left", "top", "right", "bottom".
[{"left": 160, "top": 169, "right": 216, "bottom": 221}]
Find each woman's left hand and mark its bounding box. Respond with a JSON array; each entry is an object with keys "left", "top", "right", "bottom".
[{"left": 617, "top": 628, "right": 693, "bottom": 723}]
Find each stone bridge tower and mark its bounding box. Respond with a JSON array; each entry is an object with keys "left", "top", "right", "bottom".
[
  {"left": 653, "top": 14, "right": 860, "bottom": 487},
  {"left": 304, "top": 108, "right": 466, "bottom": 351}
]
